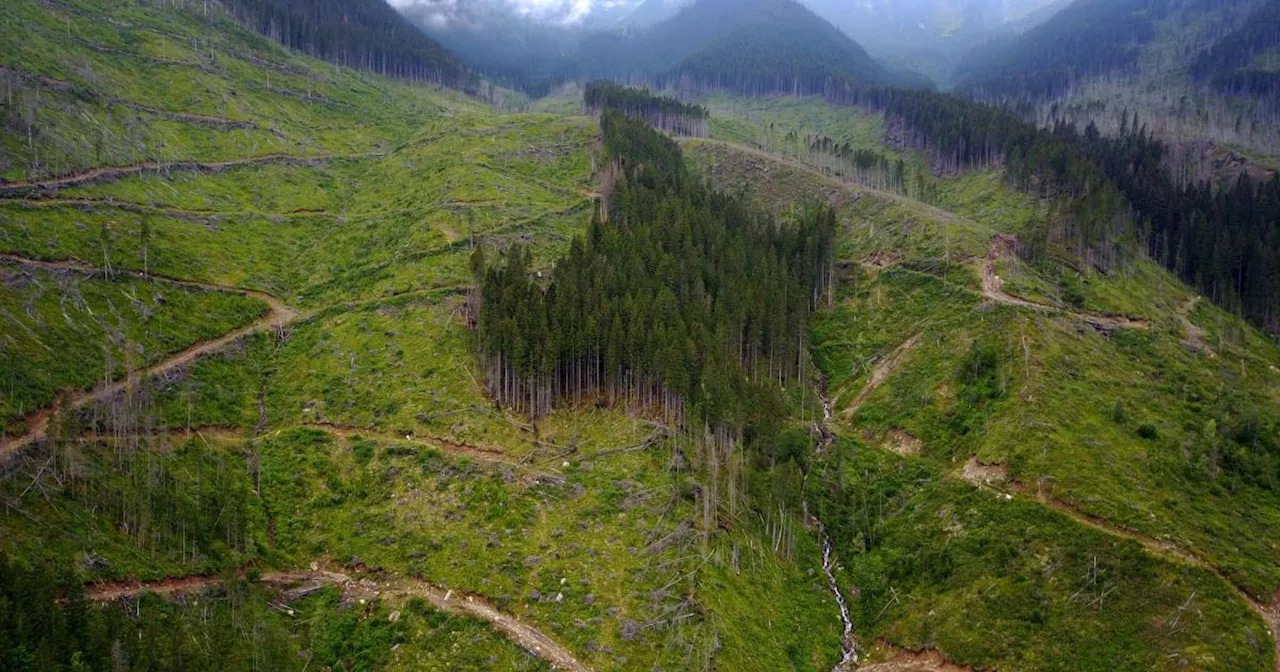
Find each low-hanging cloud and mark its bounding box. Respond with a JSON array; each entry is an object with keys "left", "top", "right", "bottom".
[{"left": 388, "top": 0, "right": 598, "bottom": 26}]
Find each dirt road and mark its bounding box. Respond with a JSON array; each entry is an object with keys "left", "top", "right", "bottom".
[
  {"left": 86, "top": 568, "right": 591, "bottom": 672},
  {"left": 0, "top": 255, "right": 300, "bottom": 461},
  {"left": 981, "top": 236, "right": 1149, "bottom": 331},
  {"left": 0, "top": 152, "right": 382, "bottom": 197},
  {"left": 1000, "top": 479, "right": 1280, "bottom": 671}
]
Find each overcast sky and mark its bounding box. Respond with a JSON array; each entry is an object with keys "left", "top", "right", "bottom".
[{"left": 387, "top": 0, "right": 604, "bottom": 24}]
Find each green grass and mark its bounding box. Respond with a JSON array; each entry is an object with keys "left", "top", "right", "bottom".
[
  {"left": 254, "top": 423, "right": 838, "bottom": 670},
  {"left": 0, "top": 0, "right": 483, "bottom": 181},
  {"left": 0, "top": 434, "right": 267, "bottom": 579},
  {"left": 810, "top": 442, "right": 1273, "bottom": 671},
  {"left": 0, "top": 262, "right": 267, "bottom": 426},
  {"left": 695, "top": 93, "right": 888, "bottom": 155},
  {"left": 690, "top": 96, "right": 1280, "bottom": 665},
  {"left": 813, "top": 259, "right": 1280, "bottom": 602},
  {"left": 3, "top": 4, "right": 1278, "bottom": 668}
]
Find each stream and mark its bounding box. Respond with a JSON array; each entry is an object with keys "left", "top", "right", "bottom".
[{"left": 808, "top": 386, "right": 858, "bottom": 671}]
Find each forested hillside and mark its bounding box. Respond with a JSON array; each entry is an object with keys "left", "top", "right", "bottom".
[
  {"left": 0, "top": 1, "right": 847, "bottom": 670},
  {"left": 583, "top": 82, "right": 709, "bottom": 136},
  {"left": 802, "top": 0, "right": 1068, "bottom": 85},
  {"left": 1191, "top": 0, "right": 1280, "bottom": 102},
  {"left": 477, "top": 110, "right": 835, "bottom": 426},
  {"left": 954, "top": 0, "right": 1280, "bottom": 161},
  {"left": 223, "top": 0, "right": 466, "bottom": 85}
]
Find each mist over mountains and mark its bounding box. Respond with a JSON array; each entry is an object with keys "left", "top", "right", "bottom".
[{"left": 392, "top": 0, "right": 1068, "bottom": 87}]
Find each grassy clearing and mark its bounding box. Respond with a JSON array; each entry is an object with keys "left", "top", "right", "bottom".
[
  {"left": 0, "top": 0, "right": 483, "bottom": 181},
  {"left": 810, "top": 442, "right": 1273, "bottom": 671},
  {"left": 814, "top": 259, "right": 1280, "bottom": 602},
  {"left": 695, "top": 93, "right": 888, "bottom": 154},
  {"left": 255, "top": 423, "right": 839, "bottom": 670},
  {"left": 0, "top": 263, "right": 267, "bottom": 426}
]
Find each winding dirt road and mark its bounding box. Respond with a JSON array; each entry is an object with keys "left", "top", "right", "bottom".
[
  {"left": 998, "top": 479, "right": 1280, "bottom": 671},
  {"left": 300, "top": 423, "right": 563, "bottom": 484},
  {"left": 6, "top": 197, "right": 339, "bottom": 221},
  {"left": 86, "top": 568, "right": 590, "bottom": 672},
  {"left": 0, "top": 153, "right": 382, "bottom": 197},
  {"left": 0, "top": 255, "right": 300, "bottom": 461},
  {"left": 981, "top": 235, "right": 1149, "bottom": 331}
]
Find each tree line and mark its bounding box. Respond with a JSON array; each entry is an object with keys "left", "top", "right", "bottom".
[
  {"left": 1070, "top": 119, "right": 1280, "bottom": 332},
  {"left": 583, "top": 82, "right": 708, "bottom": 137},
  {"left": 473, "top": 110, "right": 836, "bottom": 430},
  {"left": 1191, "top": 0, "right": 1280, "bottom": 104},
  {"left": 220, "top": 0, "right": 466, "bottom": 86}
]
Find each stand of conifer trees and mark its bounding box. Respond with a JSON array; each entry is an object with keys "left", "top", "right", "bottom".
[
  {"left": 1069, "top": 120, "right": 1280, "bottom": 332},
  {"left": 219, "top": 0, "right": 466, "bottom": 87},
  {"left": 583, "top": 82, "right": 709, "bottom": 137},
  {"left": 474, "top": 111, "right": 835, "bottom": 428}
]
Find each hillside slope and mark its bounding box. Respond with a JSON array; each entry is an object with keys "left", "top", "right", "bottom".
[
  {"left": 683, "top": 106, "right": 1280, "bottom": 669},
  {"left": 0, "top": 1, "right": 846, "bottom": 670},
  {"left": 3, "top": 1, "right": 1280, "bottom": 670},
  {"left": 803, "top": 0, "right": 1068, "bottom": 85},
  {"left": 955, "top": 0, "right": 1280, "bottom": 162}
]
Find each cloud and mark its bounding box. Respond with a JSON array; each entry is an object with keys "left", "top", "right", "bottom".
[{"left": 389, "top": 0, "right": 601, "bottom": 26}]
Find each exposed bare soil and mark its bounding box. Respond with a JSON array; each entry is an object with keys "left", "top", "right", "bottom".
[{"left": 86, "top": 567, "right": 590, "bottom": 671}]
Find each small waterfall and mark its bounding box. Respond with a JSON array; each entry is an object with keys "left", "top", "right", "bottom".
[
  {"left": 819, "top": 521, "right": 858, "bottom": 671},
  {"left": 806, "top": 387, "right": 858, "bottom": 670}
]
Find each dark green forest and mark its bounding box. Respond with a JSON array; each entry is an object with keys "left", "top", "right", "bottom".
[
  {"left": 583, "top": 82, "right": 709, "bottom": 136},
  {"left": 1070, "top": 119, "right": 1280, "bottom": 332},
  {"left": 0, "top": 553, "right": 419, "bottom": 672},
  {"left": 953, "top": 0, "right": 1167, "bottom": 100},
  {"left": 1191, "top": 0, "right": 1280, "bottom": 102},
  {"left": 475, "top": 110, "right": 836, "bottom": 429},
  {"left": 652, "top": 7, "right": 913, "bottom": 96},
  {"left": 222, "top": 0, "right": 466, "bottom": 85}
]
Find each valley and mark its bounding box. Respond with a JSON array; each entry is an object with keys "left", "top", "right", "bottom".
[{"left": 2, "top": 0, "right": 1279, "bottom": 670}]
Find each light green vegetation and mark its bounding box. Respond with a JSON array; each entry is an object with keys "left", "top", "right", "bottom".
[
  {"left": 528, "top": 84, "right": 585, "bottom": 116},
  {"left": 3, "top": 0, "right": 1277, "bottom": 664},
  {"left": 0, "top": 5, "right": 849, "bottom": 667},
  {"left": 0, "top": 111, "right": 596, "bottom": 307},
  {"left": 0, "top": 262, "right": 267, "bottom": 426},
  {"left": 257, "top": 426, "right": 841, "bottom": 670},
  {"left": 810, "top": 443, "right": 1272, "bottom": 671},
  {"left": 0, "top": 0, "right": 482, "bottom": 181},
  {"left": 695, "top": 93, "right": 887, "bottom": 153},
  {"left": 688, "top": 100, "right": 1280, "bottom": 668},
  {"left": 386, "top": 595, "right": 551, "bottom": 671},
  {"left": 813, "top": 261, "right": 1280, "bottom": 604},
  {"left": 0, "top": 433, "right": 266, "bottom": 579}
]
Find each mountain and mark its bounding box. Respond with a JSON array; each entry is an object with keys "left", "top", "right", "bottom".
[
  {"left": 3, "top": 0, "right": 1280, "bottom": 670},
  {"left": 400, "top": 2, "right": 576, "bottom": 90},
  {"left": 402, "top": 0, "right": 925, "bottom": 93},
  {"left": 582, "top": 0, "right": 693, "bottom": 29},
  {"left": 801, "top": 0, "right": 1068, "bottom": 85},
  {"left": 1190, "top": 0, "right": 1280, "bottom": 101},
  {"left": 954, "top": 0, "right": 1280, "bottom": 163},
  {"left": 650, "top": 0, "right": 914, "bottom": 95},
  {"left": 627, "top": 0, "right": 894, "bottom": 81}
]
